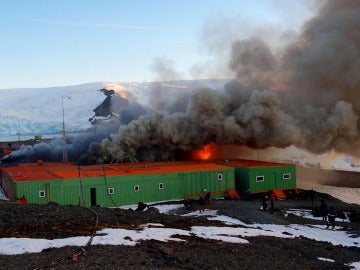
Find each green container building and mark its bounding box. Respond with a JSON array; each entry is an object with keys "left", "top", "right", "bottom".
[
  {"left": 221, "top": 159, "right": 296, "bottom": 194},
  {"left": 1, "top": 162, "right": 235, "bottom": 207}
]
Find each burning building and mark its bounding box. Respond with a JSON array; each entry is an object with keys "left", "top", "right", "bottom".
[
  {"left": 1, "top": 161, "right": 236, "bottom": 206},
  {"left": 0, "top": 159, "right": 296, "bottom": 206},
  {"left": 1, "top": 0, "right": 359, "bottom": 173}
]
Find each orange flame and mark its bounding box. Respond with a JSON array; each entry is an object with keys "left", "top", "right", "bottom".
[
  {"left": 104, "top": 82, "right": 127, "bottom": 99},
  {"left": 192, "top": 143, "right": 216, "bottom": 160}
]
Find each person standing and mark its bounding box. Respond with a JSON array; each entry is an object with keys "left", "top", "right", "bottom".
[
  {"left": 319, "top": 199, "right": 328, "bottom": 221},
  {"left": 269, "top": 191, "right": 276, "bottom": 212},
  {"left": 198, "top": 195, "right": 206, "bottom": 213},
  {"left": 327, "top": 206, "right": 336, "bottom": 229},
  {"left": 261, "top": 195, "right": 268, "bottom": 211},
  {"left": 16, "top": 195, "right": 27, "bottom": 204},
  {"left": 245, "top": 188, "right": 252, "bottom": 200}
]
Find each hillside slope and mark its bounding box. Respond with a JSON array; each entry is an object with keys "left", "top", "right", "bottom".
[{"left": 1, "top": 190, "right": 359, "bottom": 270}]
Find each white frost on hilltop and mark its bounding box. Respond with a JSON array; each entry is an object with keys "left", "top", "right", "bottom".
[
  {"left": 0, "top": 83, "right": 104, "bottom": 140},
  {"left": 297, "top": 181, "right": 360, "bottom": 205},
  {"left": 263, "top": 146, "right": 360, "bottom": 172},
  {"left": 0, "top": 80, "right": 226, "bottom": 141}
]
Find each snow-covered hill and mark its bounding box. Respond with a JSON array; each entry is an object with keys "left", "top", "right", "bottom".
[
  {"left": 0, "top": 82, "right": 104, "bottom": 141},
  {"left": 0, "top": 80, "right": 227, "bottom": 141}
]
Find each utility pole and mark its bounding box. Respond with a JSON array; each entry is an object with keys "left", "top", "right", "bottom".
[
  {"left": 62, "top": 96, "right": 68, "bottom": 162},
  {"left": 17, "top": 120, "right": 21, "bottom": 141}
]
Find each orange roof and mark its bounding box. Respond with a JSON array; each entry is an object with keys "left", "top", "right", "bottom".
[
  {"left": 2, "top": 161, "right": 232, "bottom": 182},
  {"left": 3, "top": 163, "right": 63, "bottom": 182},
  {"left": 222, "top": 159, "right": 294, "bottom": 167}
]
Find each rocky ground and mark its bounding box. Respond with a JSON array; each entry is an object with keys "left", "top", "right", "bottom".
[{"left": 0, "top": 189, "right": 360, "bottom": 270}]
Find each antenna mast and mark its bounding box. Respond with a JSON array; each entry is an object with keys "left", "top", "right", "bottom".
[{"left": 62, "top": 96, "right": 68, "bottom": 162}]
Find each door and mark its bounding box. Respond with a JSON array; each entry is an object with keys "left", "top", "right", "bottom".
[
  {"left": 90, "top": 188, "right": 97, "bottom": 206},
  {"left": 45, "top": 183, "right": 50, "bottom": 203}
]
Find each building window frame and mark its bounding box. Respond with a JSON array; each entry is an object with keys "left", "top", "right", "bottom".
[
  {"left": 283, "top": 173, "right": 292, "bottom": 180},
  {"left": 158, "top": 182, "right": 164, "bottom": 190},
  {"left": 133, "top": 185, "right": 140, "bottom": 192},
  {"left": 39, "top": 190, "right": 46, "bottom": 198},
  {"left": 108, "top": 187, "right": 115, "bottom": 195},
  {"left": 217, "top": 173, "right": 223, "bottom": 181},
  {"left": 256, "top": 175, "right": 265, "bottom": 182}
]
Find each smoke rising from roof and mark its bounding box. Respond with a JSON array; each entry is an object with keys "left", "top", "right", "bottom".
[
  {"left": 151, "top": 57, "right": 183, "bottom": 82},
  {"left": 3, "top": 0, "right": 360, "bottom": 164},
  {"left": 92, "top": 0, "right": 359, "bottom": 163},
  {"left": 95, "top": 85, "right": 357, "bottom": 163}
]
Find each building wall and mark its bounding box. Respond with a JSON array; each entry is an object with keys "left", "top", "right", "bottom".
[
  {"left": 4, "top": 162, "right": 294, "bottom": 206},
  {"left": 181, "top": 169, "right": 235, "bottom": 196},
  {"left": 7, "top": 166, "right": 235, "bottom": 207},
  {"left": 235, "top": 165, "right": 296, "bottom": 194},
  {"left": 15, "top": 179, "right": 81, "bottom": 205},
  {"left": 272, "top": 165, "right": 296, "bottom": 190}
]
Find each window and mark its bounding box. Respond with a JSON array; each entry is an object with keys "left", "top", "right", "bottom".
[
  {"left": 217, "top": 173, "right": 223, "bottom": 181},
  {"left": 108, "top": 187, "right": 115, "bottom": 195},
  {"left": 39, "top": 190, "right": 46, "bottom": 198},
  {"left": 256, "top": 176, "right": 265, "bottom": 182},
  {"left": 133, "top": 185, "right": 140, "bottom": 192},
  {"left": 158, "top": 183, "right": 164, "bottom": 190},
  {"left": 283, "top": 173, "right": 291, "bottom": 180}
]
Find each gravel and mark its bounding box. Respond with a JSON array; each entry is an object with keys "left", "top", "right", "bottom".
[{"left": 0, "top": 189, "right": 359, "bottom": 270}]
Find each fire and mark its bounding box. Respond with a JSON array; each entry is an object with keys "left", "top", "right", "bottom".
[
  {"left": 192, "top": 143, "right": 216, "bottom": 160},
  {"left": 104, "top": 82, "right": 127, "bottom": 99}
]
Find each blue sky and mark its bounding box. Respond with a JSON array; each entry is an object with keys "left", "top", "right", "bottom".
[{"left": 0, "top": 0, "right": 315, "bottom": 89}]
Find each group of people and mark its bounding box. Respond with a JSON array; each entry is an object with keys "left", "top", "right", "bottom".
[
  {"left": 260, "top": 191, "right": 276, "bottom": 212},
  {"left": 14, "top": 191, "right": 341, "bottom": 230},
  {"left": 184, "top": 189, "right": 337, "bottom": 230},
  {"left": 183, "top": 191, "right": 212, "bottom": 212},
  {"left": 319, "top": 199, "right": 337, "bottom": 229}
]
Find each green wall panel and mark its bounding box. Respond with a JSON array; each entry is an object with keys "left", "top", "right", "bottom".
[
  {"left": 234, "top": 165, "right": 296, "bottom": 193},
  {"left": 6, "top": 165, "right": 241, "bottom": 207}
]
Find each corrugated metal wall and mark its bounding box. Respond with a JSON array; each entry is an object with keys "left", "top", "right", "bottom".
[
  {"left": 15, "top": 179, "right": 81, "bottom": 205},
  {"left": 181, "top": 169, "right": 235, "bottom": 198},
  {"left": 5, "top": 162, "right": 296, "bottom": 206},
  {"left": 9, "top": 166, "right": 235, "bottom": 207},
  {"left": 273, "top": 165, "right": 296, "bottom": 189},
  {"left": 235, "top": 165, "right": 296, "bottom": 193}
]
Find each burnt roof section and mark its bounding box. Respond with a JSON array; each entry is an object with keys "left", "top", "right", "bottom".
[{"left": 93, "top": 89, "right": 114, "bottom": 117}]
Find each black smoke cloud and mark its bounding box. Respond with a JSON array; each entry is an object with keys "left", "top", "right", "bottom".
[
  {"left": 2, "top": 90, "right": 148, "bottom": 164},
  {"left": 226, "top": 0, "right": 360, "bottom": 154},
  {"left": 91, "top": 0, "right": 360, "bottom": 163},
  {"left": 2, "top": 123, "right": 119, "bottom": 164},
  {"left": 3, "top": 0, "right": 360, "bottom": 164},
  {"left": 91, "top": 84, "right": 356, "bottom": 163}
]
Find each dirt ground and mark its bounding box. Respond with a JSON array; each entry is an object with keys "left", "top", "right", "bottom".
[{"left": 0, "top": 189, "right": 360, "bottom": 270}]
